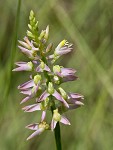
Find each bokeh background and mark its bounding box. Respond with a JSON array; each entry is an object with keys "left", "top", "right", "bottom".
[{"left": 0, "top": 0, "right": 113, "bottom": 150}]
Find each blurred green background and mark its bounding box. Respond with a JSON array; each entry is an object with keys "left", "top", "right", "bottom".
[{"left": 0, "top": 0, "right": 113, "bottom": 150}]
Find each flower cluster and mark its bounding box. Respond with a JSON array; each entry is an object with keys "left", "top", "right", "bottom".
[{"left": 13, "top": 10, "right": 84, "bottom": 140}]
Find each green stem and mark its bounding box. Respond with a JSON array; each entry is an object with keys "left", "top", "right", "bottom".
[
  {"left": 54, "top": 122, "right": 62, "bottom": 150},
  {"left": 51, "top": 104, "right": 62, "bottom": 150},
  {"left": 41, "top": 48, "right": 62, "bottom": 150},
  {"left": 43, "top": 70, "right": 62, "bottom": 150}
]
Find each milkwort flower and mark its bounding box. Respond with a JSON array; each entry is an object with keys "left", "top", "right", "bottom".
[{"left": 13, "top": 10, "right": 84, "bottom": 140}]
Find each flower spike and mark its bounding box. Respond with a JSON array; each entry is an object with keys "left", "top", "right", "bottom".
[{"left": 13, "top": 10, "right": 84, "bottom": 142}]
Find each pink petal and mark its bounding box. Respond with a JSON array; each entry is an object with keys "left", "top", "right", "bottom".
[
  {"left": 15, "top": 62, "right": 28, "bottom": 66},
  {"left": 51, "top": 119, "right": 57, "bottom": 131},
  {"left": 53, "top": 90, "right": 69, "bottom": 108},
  {"left": 44, "top": 64, "right": 51, "bottom": 72},
  {"left": 18, "top": 40, "right": 30, "bottom": 49},
  {"left": 69, "top": 93, "right": 84, "bottom": 99},
  {"left": 60, "top": 116, "right": 71, "bottom": 125},
  {"left": 36, "top": 65, "right": 41, "bottom": 72},
  {"left": 41, "top": 111, "right": 46, "bottom": 122},
  {"left": 18, "top": 80, "right": 34, "bottom": 90},
  {"left": 20, "top": 95, "right": 33, "bottom": 104},
  {"left": 34, "top": 85, "right": 39, "bottom": 94},
  {"left": 18, "top": 46, "right": 32, "bottom": 56},
  {"left": 57, "top": 47, "right": 72, "bottom": 55},
  {"left": 12, "top": 65, "right": 30, "bottom": 71},
  {"left": 61, "top": 68, "right": 76, "bottom": 76},
  {"left": 23, "top": 104, "right": 41, "bottom": 112},
  {"left": 75, "top": 101, "right": 84, "bottom": 106},
  {"left": 38, "top": 91, "right": 50, "bottom": 102},
  {"left": 24, "top": 36, "right": 32, "bottom": 47},
  {"left": 26, "top": 123, "right": 39, "bottom": 130},
  {"left": 36, "top": 64, "right": 51, "bottom": 72},
  {"left": 20, "top": 89, "right": 31, "bottom": 95},
  {"left": 27, "top": 128, "right": 44, "bottom": 140},
  {"left": 63, "top": 75, "right": 78, "bottom": 82}
]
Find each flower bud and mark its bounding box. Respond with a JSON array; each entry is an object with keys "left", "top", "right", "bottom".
[
  {"left": 53, "top": 109, "right": 61, "bottom": 121},
  {"left": 30, "top": 10, "right": 34, "bottom": 20},
  {"left": 40, "top": 61, "right": 45, "bottom": 69},
  {"left": 53, "top": 65, "right": 61, "bottom": 73},
  {"left": 46, "top": 43, "right": 53, "bottom": 53},
  {"left": 33, "top": 17, "right": 36, "bottom": 24},
  {"left": 38, "top": 30, "right": 46, "bottom": 40},
  {"left": 40, "top": 97, "right": 49, "bottom": 110},
  {"left": 27, "top": 61, "right": 33, "bottom": 71},
  {"left": 28, "top": 24, "right": 32, "bottom": 30},
  {"left": 27, "top": 30, "right": 34, "bottom": 38},
  {"left": 58, "top": 87, "right": 67, "bottom": 100},
  {"left": 53, "top": 76, "right": 60, "bottom": 84},
  {"left": 34, "top": 74, "right": 41, "bottom": 85},
  {"left": 35, "top": 21, "right": 38, "bottom": 29},
  {"left": 48, "top": 82, "right": 54, "bottom": 94}
]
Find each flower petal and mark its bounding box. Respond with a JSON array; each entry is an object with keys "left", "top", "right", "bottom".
[
  {"left": 18, "top": 80, "right": 34, "bottom": 90},
  {"left": 12, "top": 64, "right": 31, "bottom": 71},
  {"left": 57, "top": 47, "right": 72, "bottom": 55},
  {"left": 36, "top": 64, "right": 51, "bottom": 72},
  {"left": 18, "top": 46, "right": 32, "bottom": 57},
  {"left": 15, "top": 62, "right": 28, "bottom": 66},
  {"left": 44, "top": 64, "right": 51, "bottom": 72},
  {"left": 20, "top": 89, "right": 32, "bottom": 95},
  {"left": 63, "top": 75, "right": 78, "bottom": 82},
  {"left": 61, "top": 68, "right": 76, "bottom": 76},
  {"left": 67, "top": 93, "right": 84, "bottom": 104},
  {"left": 22, "top": 104, "right": 41, "bottom": 112},
  {"left": 18, "top": 40, "right": 30, "bottom": 49},
  {"left": 20, "top": 95, "right": 33, "bottom": 104},
  {"left": 51, "top": 119, "right": 57, "bottom": 131},
  {"left": 41, "top": 111, "right": 46, "bottom": 122},
  {"left": 53, "top": 90, "right": 69, "bottom": 108},
  {"left": 26, "top": 123, "right": 39, "bottom": 130},
  {"left": 27, "top": 128, "right": 44, "bottom": 140},
  {"left": 38, "top": 91, "right": 50, "bottom": 102},
  {"left": 60, "top": 116, "right": 71, "bottom": 125},
  {"left": 75, "top": 101, "right": 84, "bottom": 106},
  {"left": 69, "top": 93, "right": 84, "bottom": 99}
]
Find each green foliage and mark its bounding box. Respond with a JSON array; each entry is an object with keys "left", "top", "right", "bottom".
[{"left": 0, "top": 0, "right": 113, "bottom": 150}]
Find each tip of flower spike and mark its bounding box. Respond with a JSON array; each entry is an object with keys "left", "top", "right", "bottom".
[{"left": 30, "top": 10, "right": 34, "bottom": 18}]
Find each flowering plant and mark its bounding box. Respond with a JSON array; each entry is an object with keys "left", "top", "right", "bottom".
[{"left": 13, "top": 10, "right": 84, "bottom": 149}]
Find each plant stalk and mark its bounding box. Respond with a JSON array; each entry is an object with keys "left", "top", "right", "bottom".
[
  {"left": 51, "top": 105, "right": 62, "bottom": 150},
  {"left": 42, "top": 48, "right": 62, "bottom": 150},
  {"left": 54, "top": 122, "right": 62, "bottom": 150}
]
